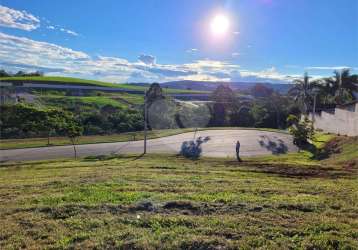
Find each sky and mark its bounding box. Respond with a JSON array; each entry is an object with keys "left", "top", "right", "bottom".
[{"left": 0, "top": 0, "right": 357, "bottom": 84}]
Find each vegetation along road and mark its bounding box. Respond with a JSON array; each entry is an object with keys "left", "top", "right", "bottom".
[{"left": 0, "top": 129, "right": 297, "bottom": 162}]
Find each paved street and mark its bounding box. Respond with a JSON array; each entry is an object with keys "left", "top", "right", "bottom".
[{"left": 0, "top": 130, "right": 298, "bottom": 162}]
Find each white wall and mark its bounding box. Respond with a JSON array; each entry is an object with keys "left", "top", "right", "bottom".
[{"left": 310, "top": 103, "right": 358, "bottom": 136}]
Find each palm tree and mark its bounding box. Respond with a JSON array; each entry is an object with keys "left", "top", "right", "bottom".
[
  {"left": 325, "top": 69, "right": 358, "bottom": 105},
  {"left": 289, "top": 72, "right": 315, "bottom": 115}
]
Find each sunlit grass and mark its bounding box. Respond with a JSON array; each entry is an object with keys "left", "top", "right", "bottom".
[{"left": 0, "top": 148, "right": 357, "bottom": 249}]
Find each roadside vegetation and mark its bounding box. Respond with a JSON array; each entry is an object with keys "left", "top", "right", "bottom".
[
  {"left": 0, "top": 135, "right": 357, "bottom": 249},
  {"left": 1, "top": 69, "right": 357, "bottom": 149}
]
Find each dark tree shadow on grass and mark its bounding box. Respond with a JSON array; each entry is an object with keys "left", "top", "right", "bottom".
[{"left": 258, "top": 135, "right": 288, "bottom": 155}]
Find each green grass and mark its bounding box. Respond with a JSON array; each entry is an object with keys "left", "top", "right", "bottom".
[
  {"left": 311, "top": 133, "right": 335, "bottom": 148},
  {"left": 39, "top": 95, "right": 128, "bottom": 108},
  {"left": 0, "top": 127, "right": 286, "bottom": 150},
  {"left": 110, "top": 92, "right": 144, "bottom": 105},
  {"left": 34, "top": 92, "right": 144, "bottom": 109},
  {"left": 38, "top": 95, "right": 128, "bottom": 107},
  {"left": 0, "top": 76, "right": 208, "bottom": 94},
  {"left": 322, "top": 136, "right": 358, "bottom": 167},
  {"left": 250, "top": 134, "right": 357, "bottom": 168},
  {"left": 0, "top": 148, "right": 357, "bottom": 249}
]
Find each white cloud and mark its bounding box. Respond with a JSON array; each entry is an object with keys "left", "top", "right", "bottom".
[
  {"left": 233, "top": 67, "right": 299, "bottom": 83},
  {"left": 60, "top": 27, "right": 79, "bottom": 36},
  {"left": 0, "top": 32, "right": 303, "bottom": 83},
  {"left": 0, "top": 5, "right": 40, "bottom": 31},
  {"left": 305, "top": 66, "right": 353, "bottom": 71},
  {"left": 0, "top": 5, "right": 79, "bottom": 36},
  {"left": 138, "top": 54, "right": 156, "bottom": 65},
  {"left": 186, "top": 48, "right": 198, "bottom": 53},
  {"left": 231, "top": 52, "right": 240, "bottom": 57}
]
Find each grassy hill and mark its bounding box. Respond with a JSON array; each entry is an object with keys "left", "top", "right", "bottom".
[
  {"left": 0, "top": 135, "right": 357, "bottom": 249},
  {"left": 36, "top": 92, "right": 144, "bottom": 109},
  {"left": 0, "top": 76, "right": 209, "bottom": 94}
]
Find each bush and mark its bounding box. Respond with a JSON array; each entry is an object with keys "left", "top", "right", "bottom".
[
  {"left": 180, "top": 136, "right": 210, "bottom": 160},
  {"left": 287, "top": 115, "right": 313, "bottom": 146}
]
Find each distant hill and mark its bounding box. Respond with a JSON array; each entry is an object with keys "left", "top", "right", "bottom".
[
  {"left": 156, "top": 80, "right": 293, "bottom": 94},
  {"left": 0, "top": 76, "right": 207, "bottom": 94},
  {"left": 1, "top": 76, "right": 293, "bottom": 94},
  {"left": 0, "top": 76, "right": 147, "bottom": 89}
]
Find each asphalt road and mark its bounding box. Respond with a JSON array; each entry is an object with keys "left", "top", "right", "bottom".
[{"left": 0, "top": 130, "right": 298, "bottom": 162}]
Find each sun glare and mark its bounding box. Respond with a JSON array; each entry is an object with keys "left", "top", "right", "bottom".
[{"left": 210, "top": 14, "right": 230, "bottom": 36}]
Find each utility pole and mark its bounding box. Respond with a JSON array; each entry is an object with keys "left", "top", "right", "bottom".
[
  {"left": 339, "top": 69, "right": 343, "bottom": 102},
  {"left": 312, "top": 93, "right": 317, "bottom": 127},
  {"left": 143, "top": 90, "right": 148, "bottom": 154}
]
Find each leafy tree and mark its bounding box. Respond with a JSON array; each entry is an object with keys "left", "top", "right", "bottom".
[
  {"left": 287, "top": 115, "right": 313, "bottom": 146},
  {"left": 229, "top": 99, "right": 254, "bottom": 127},
  {"left": 64, "top": 121, "right": 83, "bottom": 159},
  {"left": 250, "top": 102, "right": 270, "bottom": 128},
  {"left": 0, "top": 104, "right": 47, "bottom": 138},
  {"left": 3, "top": 70, "right": 44, "bottom": 77},
  {"left": 42, "top": 109, "right": 70, "bottom": 145},
  {"left": 250, "top": 83, "right": 274, "bottom": 98},
  {"left": 27, "top": 71, "right": 44, "bottom": 77},
  {"left": 14, "top": 71, "right": 26, "bottom": 77},
  {"left": 100, "top": 104, "right": 118, "bottom": 115},
  {"left": 324, "top": 69, "right": 358, "bottom": 105},
  {"left": 209, "top": 85, "right": 237, "bottom": 126},
  {"left": 146, "top": 83, "right": 165, "bottom": 106},
  {"left": 0, "top": 69, "right": 10, "bottom": 77}
]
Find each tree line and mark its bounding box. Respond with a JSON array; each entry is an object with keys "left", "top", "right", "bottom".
[
  {"left": 0, "top": 69, "right": 44, "bottom": 77},
  {"left": 143, "top": 83, "right": 299, "bottom": 130},
  {"left": 0, "top": 104, "right": 143, "bottom": 140},
  {"left": 0, "top": 69, "right": 356, "bottom": 145},
  {"left": 289, "top": 69, "right": 357, "bottom": 114}
]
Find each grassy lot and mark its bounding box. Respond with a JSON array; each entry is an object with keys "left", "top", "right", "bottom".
[
  {"left": 0, "top": 135, "right": 357, "bottom": 249},
  {"left": 38, "top": 93, "right": 145, "bottom": 107},
  {"left": 0, "top": 128, "right": 285, "bottom": 150},
  {"left": 39, "top": 95, "right": 129, "bottom": 108},
  {"left": 0, "top": 76, "right": 208, "bottom": 94},
  {"left": 110, "top": 92, "right": 144, "bottom": 105}
]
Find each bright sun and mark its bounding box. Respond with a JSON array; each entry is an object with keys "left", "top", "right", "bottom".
[{"left": 210, "top": 14, "right": 230, "bottom": 36}]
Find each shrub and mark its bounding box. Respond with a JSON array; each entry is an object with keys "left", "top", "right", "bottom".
[{"left": 287, "top": 115, "right": 313, "bottom": 146}]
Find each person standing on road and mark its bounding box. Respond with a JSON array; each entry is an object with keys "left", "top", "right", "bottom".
[{"left": 236, "top": 140, "right": 242, "bottom": 162}]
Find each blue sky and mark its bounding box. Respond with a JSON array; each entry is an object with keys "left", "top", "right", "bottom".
[{"left": 0, "top": 0, "right": 357, "bottom": 83}]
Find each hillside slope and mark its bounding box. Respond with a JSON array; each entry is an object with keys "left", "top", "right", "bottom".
[{"left": 0, "top": 76, "right": 207, "bottom": 94}]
